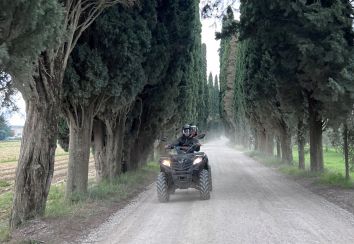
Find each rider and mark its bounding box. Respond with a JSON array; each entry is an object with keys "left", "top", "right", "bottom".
[
  {"left": 190, "top": 124, "right": 198, "bottom": 138},
  {"left": 165, "top": 124, "right": 201, "bottom": 152}
]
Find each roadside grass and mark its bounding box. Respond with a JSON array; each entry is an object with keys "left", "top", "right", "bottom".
[
  {"left": 0, "top": 162, "right": 159, "bottom": 242},
  {"left": 247, "top": 148, "right": 354, "bottom": 189},
  {"left": 233, "top": 144, "right": 248, "bottom": 152},
  {"left": 0, "top": 192, "right": 12, "bottom": 242},
  {"left": 45, "top": 162, "right": 159, "bottom": 218},
  {"left": 0, "top": 180, "right": 10, "bottom": 188}
]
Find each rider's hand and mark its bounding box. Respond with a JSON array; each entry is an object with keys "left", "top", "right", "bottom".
[{"left": 165, "top": 145, "right": 171, "bottom": 149}]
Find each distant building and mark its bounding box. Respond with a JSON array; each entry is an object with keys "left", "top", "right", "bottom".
[{"left": 10, "top": 126, "right": 24, "bottom": 138}]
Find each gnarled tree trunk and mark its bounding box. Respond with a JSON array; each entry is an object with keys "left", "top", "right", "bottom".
[
  {"left": 93, "top": 119, "right": 106, "bottom": 181},
  {"left": 221, "top": 35, "right": 238, "bottom": 139},
  {"left": 280, "top": 127, "right": 293, "bottom": 164},
  {"left": 276, "top": 137, "right": 281, "bottom": 158},
  {"left": 65, "top": 109, "right": 94, "bottom": 199},
  {"left": 266, "top": 132, "right": 274, "bottom": 156},
  {"left": 308, "top": 97, "right": 323, "bottom": 172},
  {"left": 93, "top": 107, "right": 129, "bottom": 181},
  {"left": 10, "top": 55, "right": 61, "bottom": 228},
  {"left": 297, "top": 119, "right": 305, "bottom": 170},
  {"left": 259, "top": 128, "right": 267, "bottom": 153},
  {"left": 123, "top": 99, "right": 142, "bottom": 171}
]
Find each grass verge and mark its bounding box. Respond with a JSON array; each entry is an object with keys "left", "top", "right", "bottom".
[
  {"left": 0, "top": 162, "right": 159, "bottom": 243},
  {"left": 0, "top": 181, "right": 10, "bottom": 188},
  {"left": 247, "top": 150, "right": 354, "bottom": 189}
]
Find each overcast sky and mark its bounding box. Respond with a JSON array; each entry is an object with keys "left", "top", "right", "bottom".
[
  {"left": 200, "top": 2, "right": 240, "bottom": 77},
  {"left": 201, "top": 18, "right": 221, "bottom": 77},
  {"left": 8, "top": 5, "right": 240, "bottom": 126}
]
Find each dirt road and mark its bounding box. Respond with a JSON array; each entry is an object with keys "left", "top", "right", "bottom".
[{"left": 82, "top": 139, "right": 354, "bottom": 244}]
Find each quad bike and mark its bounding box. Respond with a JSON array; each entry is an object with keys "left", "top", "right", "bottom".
[{"left": 156, "top": 143, "right": 212, "bottom": 202}]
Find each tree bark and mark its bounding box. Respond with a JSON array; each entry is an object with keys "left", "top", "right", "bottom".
[
  {"left": 298, "top": 119, "right": 305, "bottom": 170},
  {"left": 93, "top": 108, "right": 129, "bottom": 181},
  {"left": 254, "top": 129, "right": 259, "bottom": 151},
  {"left": 266, "top": 133, "right": 274, "bottom": 156},
  {"left": 276, "top": 137, "right": 281, "bottom": 158},
  {"left": 10, "top": 55, "right": 61, "bottom": 229},
  {"left": 259, "top": 128, "right": 267, "bottom": 153},
  {"left": 65, "top": 110, "right": 94, "bottom": 199},
  {"left": 123, "top": 99, "right": 142, "bottom": 171},
  {"left": 308, "top": 97, "right": 324, "bottom": 172},
  {"left": 104, "top": 114, "right": 126, "bottom": 179},
  {"left": 280, "top": 129, "right": 293, "bottom": 164},
  {"left": 93, "top": 119, "right": 106, "bottom": 182},
  {"left": 343, "top": 122, "right": 350, "bottom": 180}
]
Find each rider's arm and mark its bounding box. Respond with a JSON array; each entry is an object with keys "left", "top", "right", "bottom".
[
  {"left": 191, "top": 138, "right": 201, "bottom": 151},
  {"left": 166, "top": 137, "right": 183, "bottom": 149}
]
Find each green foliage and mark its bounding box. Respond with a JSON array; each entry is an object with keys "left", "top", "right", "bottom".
[
  {"left": 327, "top": 114, "right": 354, "bottom": 171},
  {"left": 317, "top": 172, "right": 354, "bottom": 188},
  {"left": 64, "top": 2, "right": 153, "bottom": 109},
  {"left": 220, "top": 1, "right": 354, "bottom": 161},
  {"left": 240, "top": 0, "right": 354, "bottom": 121},
  {"left": 57, "top": 117, "right": 69, "bottom": 152},
  {"left": 0, "top": 0, "right": 64, "bottom": 80},
  {"left": 0, "top": 72, "right": 17, "bottom": 112},
  {"left": 293, "top": 145, "right": 354, "bottom": 178},
  {"left": 0, "top": 114, "right": 11, "bottom": 140}
]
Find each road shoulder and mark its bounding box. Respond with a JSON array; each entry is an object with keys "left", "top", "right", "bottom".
[{"left": 246, "top": 152, "right": 354, "bottom": 216}]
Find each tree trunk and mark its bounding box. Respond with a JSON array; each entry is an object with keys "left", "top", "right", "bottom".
[
  {"left": 276, "top": 138, "right": 281, "bottom": 158},
  {"left": 308, "top": 97, "right": 324, "bottom": 172},
  {"left": 65, "top": 111, "right": 93, "bottom": 199},
  {"left": 93, "top": 109, "right": 128, "bottom": 181},
  {"left": 298, "top": 119, "right": 305, "bottom": 170},
  {"left": 123, "top": 99, "right": 142, "bottom": 171},
  {"left": 105, "top": 114, "right": 126, "bottom": 179},
  {"left": 259, "top": 129, "right": 267, "bottom": 153},
  {"left": 254, "top": 130, "right": 259, "bottom": 151},
  {"left": 266, "top": 133, "right": 274, "bottom": 156},
  {"left": 10, "top": 55, "right": 61, "bottom": 229},
  {"left": 281, "top": 129, "right": 293, "bottom": 164},
  {"left": 343, "top": 122, "right": 350, "bottom": 180},
  {"left": 93, "top": 119, "right": 106, "bottom": 182}
]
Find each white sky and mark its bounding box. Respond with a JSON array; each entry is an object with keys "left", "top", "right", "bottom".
[
  {"left": 201, "top": 18, "right": 221, "bottom": 77},
  {"left": 8, "top": 93, "right": 25, "bottom": 126},
  {"left": 8, "top": 5, "right": 240, "bottom": 126},
  {"left": 200, "top": 1, "right": 240, "bottom": 77}
]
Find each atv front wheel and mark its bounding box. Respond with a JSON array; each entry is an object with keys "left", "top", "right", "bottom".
[
  {"left": 157, "top": 172, "right": 169, "bottom": 202},
  {"left": 208, "top": 167, "right": 213, "bottom": 192},
  {"left": 199, "top": 169, "right": 211, "bottom": 200}
]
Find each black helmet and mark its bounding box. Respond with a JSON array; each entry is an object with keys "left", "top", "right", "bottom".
[{"left": 182, "top": 124, "right": 191, "bottom": 137}]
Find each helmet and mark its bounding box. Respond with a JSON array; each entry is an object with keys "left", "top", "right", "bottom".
[
  {"left": 182, "top": 124, "right": 191, "bottom": 137},
  {"left": 190, "top": 125, "right": 198, "bottom": 137}
]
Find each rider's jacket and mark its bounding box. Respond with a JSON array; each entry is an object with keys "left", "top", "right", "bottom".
[{"left": 170, "top": 135, "right": 200, "bottom": 152}]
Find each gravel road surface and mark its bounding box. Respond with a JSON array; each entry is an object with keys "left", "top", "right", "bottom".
[{"left": 82, "top": 139, "right": 354, "bottom": 244}]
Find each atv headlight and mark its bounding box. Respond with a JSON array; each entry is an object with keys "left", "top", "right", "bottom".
[
  {"left": 193, "top": 157, "right": 203, "bottom": 165},
  {"left": 162, "top": 159, "right": 171, "bottom": 167}
]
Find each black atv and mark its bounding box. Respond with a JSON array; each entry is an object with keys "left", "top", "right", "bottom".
[{"left": 156, "top": 144, "right": 212, "bottom": 202}]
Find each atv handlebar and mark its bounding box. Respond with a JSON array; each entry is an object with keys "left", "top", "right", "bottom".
[{"left": 166, "top": 144, "right": 201, "bottom": 154}]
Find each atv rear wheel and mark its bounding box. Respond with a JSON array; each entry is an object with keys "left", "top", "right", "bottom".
[
  {"left": 157, "top": 172, "right": 169, "bottom": 202},
  {"left": 199, "top": 169, "right": 211, "bottom": 200}
]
